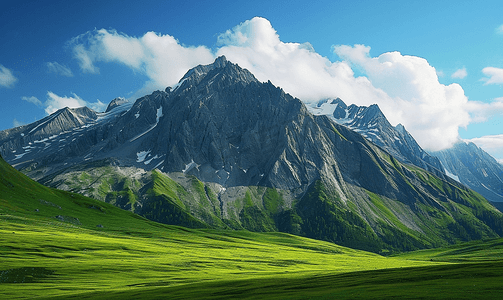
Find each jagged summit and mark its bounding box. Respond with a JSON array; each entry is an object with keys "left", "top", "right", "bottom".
[
  {"left": 308, "top": 98, "right": 445, "bottom": 175},
  {"left": 395, "top": 123, "right": 406, "bottom": 134},
  {"left": 105, "top": 97, "right": 129, "bottom": 113},
  {"left": 171, "top": 56, "right": 258, "bottom": 92}
]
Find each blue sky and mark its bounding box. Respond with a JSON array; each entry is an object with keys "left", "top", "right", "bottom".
[{"left": 1, "top": 0, "right": 503, "bottom": 161}]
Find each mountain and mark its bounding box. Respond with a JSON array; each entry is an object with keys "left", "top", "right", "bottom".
[
  {"left": 310, "top": 98, "right": 444, "bottom": 175},
  {"left": 2, "top": 56, "right": 503, "bottom": 253},
  {"left": 0, "top": 106, "right": 98, "bottom": 165},
  {"left": 432, "top": 142, "right": 503, "bottom": 203},
  {"left": 309, "top": 98, "right": 503, "bottom": 208},
  {"left": 105, "top": 97, "right": 129, "bottom": 113}
]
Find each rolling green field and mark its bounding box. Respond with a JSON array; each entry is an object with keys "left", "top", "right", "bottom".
[{"left": 2, "top": 156, "right": 503, "bottom": 299}]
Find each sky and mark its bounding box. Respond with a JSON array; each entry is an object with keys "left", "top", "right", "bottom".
[{"left": 1, "top": 0, "right": 503, "bottom": 161}]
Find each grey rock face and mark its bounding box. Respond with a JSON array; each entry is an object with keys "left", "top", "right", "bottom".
[
  {"left": 0, "top": 107, "right": 98, "bottom": 167},
  {"left": 433, "top": 142, "right": 503, "bottom": 202},
  {"left": 0, "top": 56, "right": 492, "bottom": 205}
]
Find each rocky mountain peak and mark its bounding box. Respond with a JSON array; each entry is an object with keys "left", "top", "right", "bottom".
[
  {"left": 173, "top": 56, "right": 258, "bottom": 92},
  {"left": 317, "top": 98, "right": 445, "bottom": 175},
  {"left": 395, "top": 123, "right": 406, "bottom": 134},
  {"left": 105, "top": 97, "right": 129, "bottom": 113}
]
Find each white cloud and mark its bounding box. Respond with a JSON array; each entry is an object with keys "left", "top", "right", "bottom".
[
  {"left": 65, "top": 17, "right": 503, "bottom": 152},
  {"left": 69, "top": 29, "right": 214, "bottom": 97},
  {"left": 464, "top": 97, "right": 503, "bottom": 123},
  {"left": 0, "top": 64, "right": 18, "bottom": 88},
  {"left": 482, "top": 67, "right": 503, "bottom": 85},
  {"left": 466, "top": 134, "right": 503, "bottom": 163},
  {"left": 333, "top": 44, "right": 472, "bottom": 151},
  {"left": 496, "top": 24, "right": 503, "bottom": 34},
  {"left": 21, "top": 96, "right": 43, "bottom": 106},
  {"left": 88, "top": 99, "right": 107, "bottom": 112},
  {"left": 44, "top": 91, "right": 106, "bottom": 114},
  {"left": 451, "top": 67, "right": 467, "bottom": 79},
  {"left": 46, "top": 62, "right": 73, "bottom": 77}
]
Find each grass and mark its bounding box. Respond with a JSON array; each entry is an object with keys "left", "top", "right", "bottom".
[
  {"left": 394, "top": 237, "right": 503, "bottom": 262},
  {"left": 2, "top": 155, "right": 503, "bottom": 299},
  {"left": 0, "top": 215, "right": 437, "bottom": 299}
]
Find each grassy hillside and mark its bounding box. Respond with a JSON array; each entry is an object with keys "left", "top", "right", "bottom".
[
  {"left": 3, "top": 155, "right": 503, "bottom": 299},
  {"left": 394, "top": 237, "right": 503, "bottom": 262},
  {"left": 36, "top": 138, "right": 503, "bottom": 256},
  {"left": 0, "top": 155, "right": 429, "bottom": 298}
]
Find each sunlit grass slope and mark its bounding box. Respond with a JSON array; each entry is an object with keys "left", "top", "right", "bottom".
[
  {"left": 0, "top": 155, "right": 433, "bottom": 298},
  {"left": 2, "top": 155, "right": 503, "bottom": 299}
]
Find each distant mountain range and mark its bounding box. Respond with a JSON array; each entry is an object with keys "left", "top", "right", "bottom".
[
  {"left": 1, "top": 56, "right": 503, "bottom": 253},
  {"left": 433, "top": 142, "right": 503, "bottom": 203},
  {"left": 310, "top": 98, "right": 444, "bottom": 175},
  {"left": 308, "top": 98, "right": 503, "bottom": 205}
]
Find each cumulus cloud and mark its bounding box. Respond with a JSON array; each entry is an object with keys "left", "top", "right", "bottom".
[
  {"left": 69, "top": 29, "right": 214, "bottom": 97},
  {"left": 464, "top": 97, "right": 503, "bottom": 123},
  {"left": 45, "top": 91, "right": 106, "bottom": 114},
  {"left": 467, "top": 134, "right": 503, "bottom": 163},
  {"left": 21, "top": 96, "right": 43, "bottom": 106},
  {"left": 215, "top": 18, "right": 383, "bottom": 104},
  {"left": 333, "top": 44, "right": 473, "bottom": 151},
  {"left": 46, "top": 62, "right": 73, "bottom": 77},
  {"left": 0, "top": 64, "right": 18, "bottom": 88},
  {"left": 451, "top": 67, "right": 467, "bottom": 79},
  {"left": 66, "top": 17, "right": 503, "bottom": 151},
  {"left": 482, "top": 67, "right": 503, "bottom": 85}
]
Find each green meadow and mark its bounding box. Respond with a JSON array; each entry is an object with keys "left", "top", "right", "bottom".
[{"left": 2, "top": 157, "right": 503, "bottom": 299}]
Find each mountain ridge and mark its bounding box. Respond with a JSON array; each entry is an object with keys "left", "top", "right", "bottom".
[{"left": 1, "top": 56, "right": 503, "bottom": 253}]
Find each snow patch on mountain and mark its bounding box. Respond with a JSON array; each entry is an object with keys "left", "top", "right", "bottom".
[
  {"left": 144, "top": 155, "right": 159, "bottom": 165},
  {"left": 444, "top": 168, "right": 460, "bottom": 182},
  {"left": 172, "top": 78, "right": 188, "bottom": 91},
  {"left": 136, "top": 150, "right": 151, "bottom": 163},
  {"left": 156, "top": 106, "right": 163, "bottom": 123}
]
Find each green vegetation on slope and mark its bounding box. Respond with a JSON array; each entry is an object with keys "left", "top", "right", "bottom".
[
  {"left": 2, "top": 155, "right": 503, "bottom": 299},
  {"left": 295, "top": 181, "right": 384, "bottom": 253},
  {"left": 395, "top": 237, "right": 503, "bottom": 262}
]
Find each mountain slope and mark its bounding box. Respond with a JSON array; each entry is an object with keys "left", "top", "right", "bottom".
[
  {"left": 2, "top": 56, "right": 503, "bottom": 253},
  {"left": 432, "top": 141, "right": 503, "bottom": 203},
  {"left": 310, "top": 98, "right": 444, "bottom": 175}
]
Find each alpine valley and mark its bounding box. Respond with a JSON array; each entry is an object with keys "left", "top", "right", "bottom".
[{"left": 2, "top": 56, "right": 503, "bottom": 256}]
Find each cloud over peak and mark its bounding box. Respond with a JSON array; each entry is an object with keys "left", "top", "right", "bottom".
[
  {"left": 334, "top": 44, "right": 471, "bottom": 151},
  {"left": 66, "top": 17, "right": 503, "bottom": 152},
  {"left": 69, "top": 28, "right": 214, "bottom": 96},
  {"left": 45, "top": 91, "right": 106, "bottom": 115}
]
